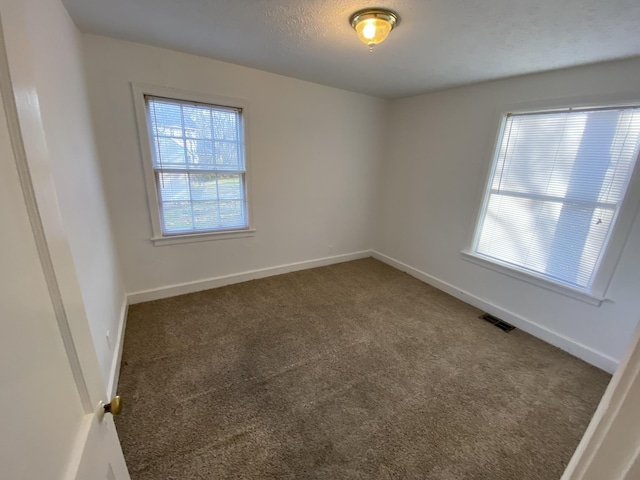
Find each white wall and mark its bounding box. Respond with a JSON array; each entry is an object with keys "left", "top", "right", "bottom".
[
  {"left": 2, "top": 0, "right": 126, "bottom": 388},
  {"left": 82, "top": 35, "right": 387, "bottom": 295},
  {"left": 79, "top": 30, "right": 639, "bottom": 372},
  {"left": 375, "top": 58, "right": 640, "bottom": 372}
]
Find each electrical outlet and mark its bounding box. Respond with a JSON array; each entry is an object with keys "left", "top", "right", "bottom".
[{"left": 106, "top": 330, "right": 112, "bottom": 349}]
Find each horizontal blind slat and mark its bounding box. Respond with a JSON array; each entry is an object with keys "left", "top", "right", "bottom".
[
  {"left": 476, "top": 106, "right": 640, "bottom": 289},
  {"left": 147, "top": 96, "right": 248, "bottom": 234}
]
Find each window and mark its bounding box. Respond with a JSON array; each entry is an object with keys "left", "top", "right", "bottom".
[
  {"left": 467, "top": 105, "right": 640, "bottom": 302},
  {"left": 133, "top": 85, "right": 253, "bottom": 245}
]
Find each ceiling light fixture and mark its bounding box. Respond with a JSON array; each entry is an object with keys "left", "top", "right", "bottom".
[{"left": 350, "top": 8, "right": 399, "bottom": 51}]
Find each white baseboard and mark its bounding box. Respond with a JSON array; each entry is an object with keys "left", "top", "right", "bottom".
[
  {"left": 372, "top": 251, "right": 618, "bottom": 373},
  {"left": 107, "top": 298, "right": 128, "bottom": 398},
  {"left": 127, "top": 250, "right": 373, "bottom": 305},
  {"left": 124, "top": 248, "right": 617, "bottom": 373}
]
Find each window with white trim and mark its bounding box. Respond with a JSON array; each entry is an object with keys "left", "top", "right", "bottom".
[
  {"left": 470, "top": 105, "right": 640, "bottom": 295},
  {"left": 143, "top": 95, "right": 249, "bottom": 237}
]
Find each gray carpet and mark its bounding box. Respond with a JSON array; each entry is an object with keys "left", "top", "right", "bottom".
[{"left": 115, "top": 258, "right": 610, "bottom": 479}]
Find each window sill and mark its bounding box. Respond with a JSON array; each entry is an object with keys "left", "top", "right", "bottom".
[
  {"left": 460, "top": 250, "right": 607, "bottom": 306},
  {"left": 152, "top": 228, "right": 256, "bottom": 246}
]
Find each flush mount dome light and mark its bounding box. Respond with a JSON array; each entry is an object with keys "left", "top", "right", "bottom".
[{"left": 350, "top": 8, "right": 399, "bottom": 51}]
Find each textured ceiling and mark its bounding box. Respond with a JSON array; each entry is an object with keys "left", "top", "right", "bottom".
[{"left": 62, "top": 0, "right": 640, "bottom": 98}]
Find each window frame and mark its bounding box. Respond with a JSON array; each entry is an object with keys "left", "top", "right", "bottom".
[
  {"left": 462, "top": 96, "right": 640, "bottom": 306},
  {"left": 132, "top": 83, "right": 255, "bottom": 246}
]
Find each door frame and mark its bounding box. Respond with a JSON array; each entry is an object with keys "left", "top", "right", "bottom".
[{"left": 562, "top": 316, "right": 640, "bottom": 479}]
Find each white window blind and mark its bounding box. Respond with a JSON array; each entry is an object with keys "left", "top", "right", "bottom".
[
  {"left": 146, "top": 95, "right": 248, "bottom": 235},
  {"left": 474, "top": 106, "right": 640, "bottom": 290}
]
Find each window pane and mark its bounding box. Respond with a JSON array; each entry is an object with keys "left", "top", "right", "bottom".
[
  {"left": 185, "top": 139, "right": 214, "bottom": 166},
  {"left": 148, "top": 97, "right": 244, "bottom": 173},
  {"left": 189, "top": 173, "right": 217, "bottom": 201},
  {"left": 214, "top": 141, "right": 241, "bottom": 169},
  {"left": 212, "top": 110, "right": 238, "bottom": 140},
  {"left": 219, "top": 200, "right": 245, "bottom": 228},
  {"left": 156, "top": 172, "right": 247, "bottom": 234},
  {"left": 146, "top": 96, "right": 248, "bottom": 235},
  {"left": 156, "top": 138, "right": 185, "bottom": 167},
  {"left": 148, "top": 100, "right": 182, "bottom": 137},
  {"left": 183, "top": 105, "right": 212, "bottom": 139},
  {"left": 193, "top": 201, "right": 220, "bottom": 230},
  {"left": 217, "top": 174, "right": 243, "bottom": 199},
  {"left": 477, "top": 194, "right": 614, "bottom": 287},
  {"left": 157, "top": 172, "right": 190, "bottom": 201},
  {"left": 476, "top": 106, "right": 640, "bottom": 289},
  {"left": 161, "top": 202, "right": 193, "bottom": 233}
]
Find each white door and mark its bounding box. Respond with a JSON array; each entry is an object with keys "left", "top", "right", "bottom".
[{"left": 0, "top": 11, "right": 131, "bottom": 480}]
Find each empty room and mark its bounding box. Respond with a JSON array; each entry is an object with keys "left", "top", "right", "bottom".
[{"left": 3, "top": 0, "right": 640, "bottom": 479}]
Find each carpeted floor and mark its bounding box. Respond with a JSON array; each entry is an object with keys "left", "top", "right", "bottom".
[{"left": 115, "top": 258, "right": 610, "bottom": 480}]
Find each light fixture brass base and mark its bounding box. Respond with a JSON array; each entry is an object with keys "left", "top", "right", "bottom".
[{"left": 349, "top": 8, "right": 399, "bottom": 30}]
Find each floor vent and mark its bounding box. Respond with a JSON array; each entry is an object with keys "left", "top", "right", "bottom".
[{"left": 479, "top": 313, "right": 516, "bottom": 332}]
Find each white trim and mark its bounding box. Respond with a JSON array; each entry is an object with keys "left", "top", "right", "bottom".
[
  {"left": 468, "top": 111, "right": 508, "bottom": 250},
  {"left": 372, "top": 250, "right": 618, "bottom": 373},
  {"left": 64, "top": 414, "right": 94, "bottom": 480},
  {"left": 461, "top": 250, "right": 606, "bottom": 306},
  {"left": 151, "top": 228, "right": 256, "bottom": 246},
  {"left": 562, "top": 316, "right": 640, "bottom": 479},
  {"left": 127, "top": 250, "right": 372, "bottom": 304},
  {"left": 106, "top": 299, "right": 128, "bottom": 399},
  {"left": 126, "top": 247, "right": 618, "bottom": 372},
  {"left": 131, "top": 82, "right": 254, "bottom": 243}
]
